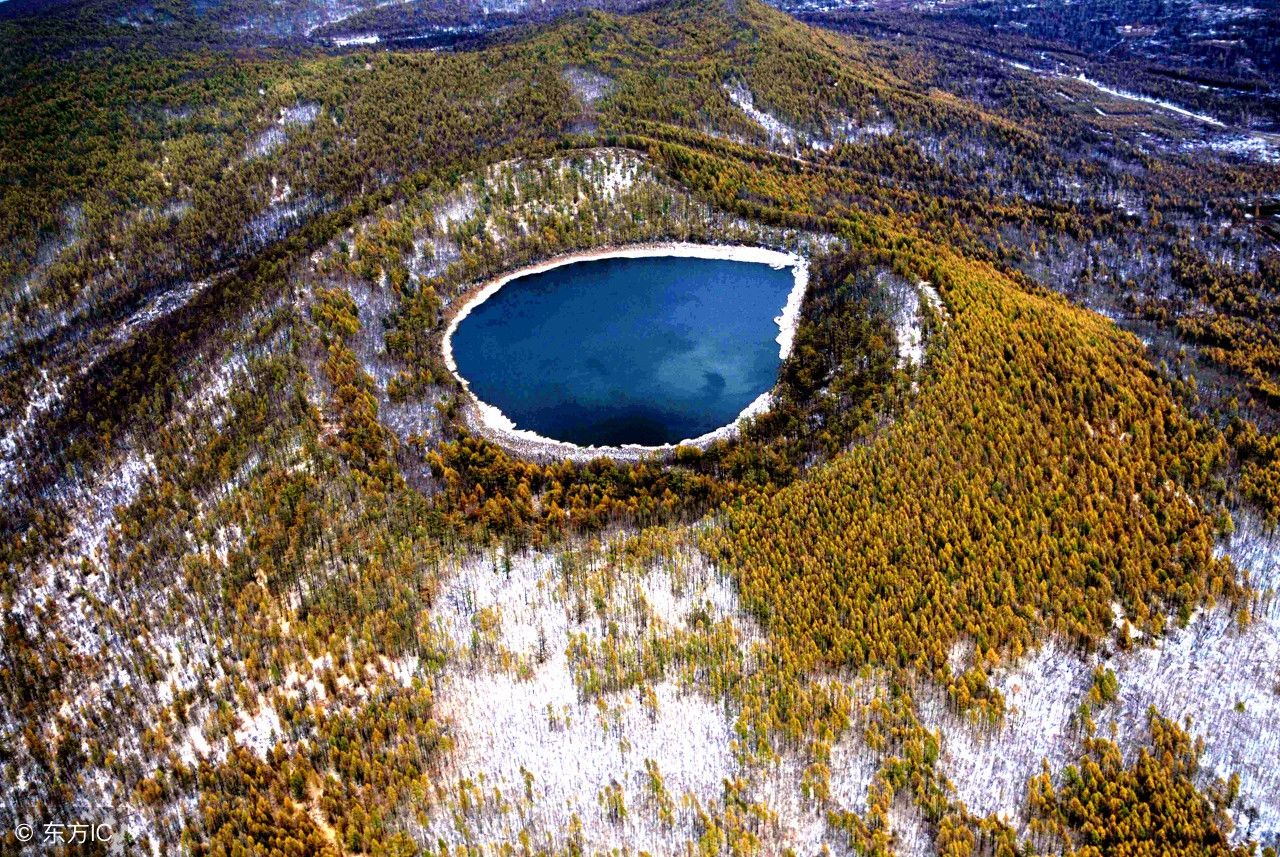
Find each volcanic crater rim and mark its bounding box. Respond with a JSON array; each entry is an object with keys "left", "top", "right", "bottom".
[{"left": 441, "top": 242, "right": 809, "bottom": 461}]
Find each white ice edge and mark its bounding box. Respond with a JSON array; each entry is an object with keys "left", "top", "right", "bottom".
[{"left": 441, "top": 242, "right": 809, "bottom": 458}]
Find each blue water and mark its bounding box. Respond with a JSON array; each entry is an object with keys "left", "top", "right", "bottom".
[{"left": 451, "top": 254, "right": 795, "bottom": 447}]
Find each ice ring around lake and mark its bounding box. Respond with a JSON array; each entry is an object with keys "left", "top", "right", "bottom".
[{"left": 443, "top": 244, "right": 808, "bottom": 453}]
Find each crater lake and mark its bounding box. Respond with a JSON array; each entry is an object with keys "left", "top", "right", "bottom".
[{"left": 448, "top": 250, "right": 801, "bottom": 447}]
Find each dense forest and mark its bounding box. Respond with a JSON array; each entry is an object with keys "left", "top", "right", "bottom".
[{"left": 2, "top": 0, "right": 1279, "bottom": 853}]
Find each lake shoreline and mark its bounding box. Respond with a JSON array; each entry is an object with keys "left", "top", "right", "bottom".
[{"left": 441, "top": 242, "right": 809, "bottom": 463}]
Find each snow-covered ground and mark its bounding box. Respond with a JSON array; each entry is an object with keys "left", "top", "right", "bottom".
[
  {"left": 889, "top": 277, "right": 926, "bottom": 369},
  {"left": 279, "top": 102, "right": 321, "bottom": 126},
  {"left": 563, "top": 66, "right": 614, "bottom": 106},
  {"left": 918, "top": 639, "right": 1094, "bottom": 829},
  {"left": 1099, "top": 514, "right": 1280, "bottom": 846},
  {"left": 1187, "top": 133, "right": 1280, "bottom": 165},
  {"left": 726, "top": 82, "right": 801, "bottom": 149},
  {"left": 725, "top": 83, "right": 898, "bottom": 155},
  {"left": 423, "top": 549, "right": 741, "bottom": 851},
  {"left": 247, "top": 125, "right": 287, "bottom": 159},
  {"left": 1102, "top": 603, "right": 1280, "bottom": 846},
  {"left": 1072, "top": 73, "right": 1226, "bottom": 128},
  {"left": 919, "top": 512, "right": 1280, "bottom": 850},
  {"left": 332, "top": 33, "right": 379, "bottom": 46},
  {"left": 421, "top": 545, "right": 882, "bottom": 853},
  {"left": 430, "top": 663, "right": 739, "bottom": 853},
  {"left": 245, "top": 102, "right": 320, "bottom": 159}
]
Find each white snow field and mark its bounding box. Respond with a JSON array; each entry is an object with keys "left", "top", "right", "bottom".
[
  {"left": 420, "top": 546, "right": 883, "bottom": 854},
  {"left": 920, "top": 513, "right": 1280, "bottom": 850}
]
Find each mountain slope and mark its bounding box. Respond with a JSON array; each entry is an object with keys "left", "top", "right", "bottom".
[{"left": 2, "top": 0, "right": 1278, "bottom": 853}]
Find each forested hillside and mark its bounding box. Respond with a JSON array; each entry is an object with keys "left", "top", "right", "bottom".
[{"left": 2, "top": 0, "right": 1278, "bottom": 853}]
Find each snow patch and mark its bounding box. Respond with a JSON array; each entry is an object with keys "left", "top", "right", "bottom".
[
  {"left": 1188, "top": 133, "right": 1280, "bottom": 165},
  {"left": 332, "top": 33, "right": 379, "bottom": 46},
  {"left": 1100, "top": 604, "right": 1280, "bottom": 848},
  {"left": 918, "top": 517, "right": 1280, "bottom": 847},
  {"left": 279, "top": 102, "right": 320, "bottom": 126},
  {"left": 891, "top": 279, "right": 925, "bottom": 369},
  {"left": 918, "top": 639, "right": 1092, "bottom": 828},
  {"left": 563, "top": 67, "right": 613, "bottom": 106},
  {"left": 1068, "top": 76, "right": 1226, "bottom": 128},
  {"left": 430, "top": 666, "right": 736, "bottom": 853},
  {"left": 726, "top": 83, "right": 800, "bottom": 149},
  {"left": 425, "top": 545, "right": 879, "bottom": 853},
  {"left": 246, "top": 126, "right": 287, "bottom": 159},
  {"left": 234, "top": 703, "right": 284, "bottom": 757},
  {"left": 425, "top": 548, "right": 739, "bottom": 851}
]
